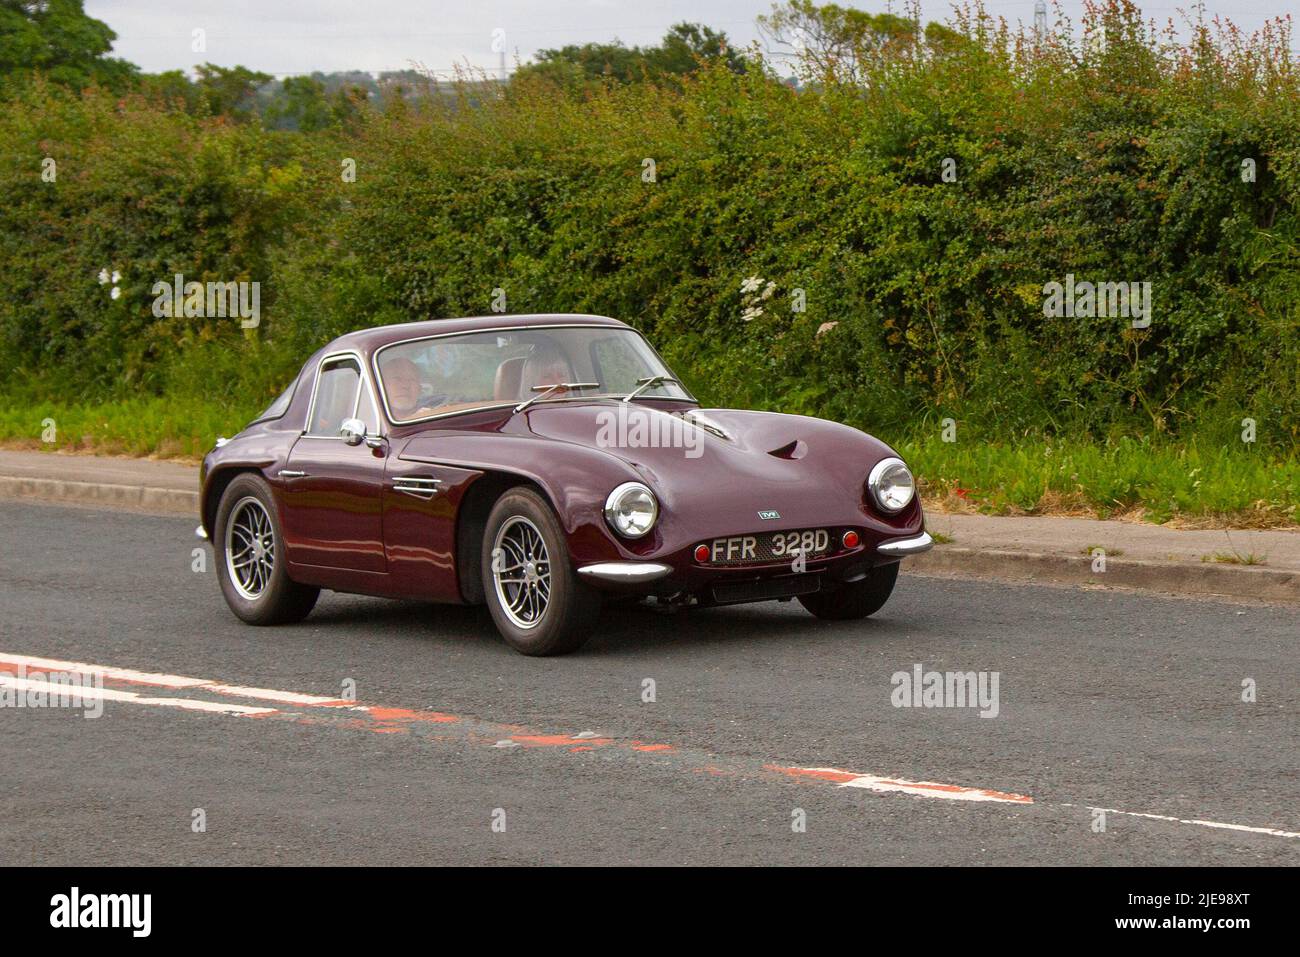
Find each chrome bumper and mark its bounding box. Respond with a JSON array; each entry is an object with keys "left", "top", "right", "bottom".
[
  {"left": 876, "top": 531, "right": 934, "bottom": 556},
  {"left": 577, "top": 562, "right": 673, "bottom": 583}
]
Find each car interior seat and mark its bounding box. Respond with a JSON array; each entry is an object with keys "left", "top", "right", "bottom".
[{"left": 493, "top": 356, "right": 526, "bottom": 401}]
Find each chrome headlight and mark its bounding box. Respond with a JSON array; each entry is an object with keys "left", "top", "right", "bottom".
[
  {"left": 867, "top": 457, "right": 915, "bottom": 513},
  {"left": 604, "top": 482, "right": 658, "bottom": 538}
]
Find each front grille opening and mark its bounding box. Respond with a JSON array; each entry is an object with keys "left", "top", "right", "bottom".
[{"left": 711, "top": 575, "right": 822, "bottom": 605}]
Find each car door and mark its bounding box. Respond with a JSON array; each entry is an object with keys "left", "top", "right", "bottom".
[{"left": 279, "top": 351, "right": 388, "bottom": 574}]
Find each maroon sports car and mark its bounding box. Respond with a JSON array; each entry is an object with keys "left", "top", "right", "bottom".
[{"left": 198, "top": 314, "right": 932, "bottom": 655}]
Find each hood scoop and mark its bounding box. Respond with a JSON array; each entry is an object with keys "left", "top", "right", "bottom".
[{"left": 767, "top": 439, "right": 807, "bottom": 460}]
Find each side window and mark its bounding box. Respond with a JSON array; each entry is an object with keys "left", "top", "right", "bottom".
[{"left": 309, "top": 357, "right": 361, "bottom": 435}]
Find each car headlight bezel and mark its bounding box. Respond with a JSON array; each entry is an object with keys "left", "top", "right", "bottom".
[
  {"left": 867, "top": 457, "right": 915, "bottom": 514},
  {"left": 604, "top": 482, "right": 659, "bottom": 538}
]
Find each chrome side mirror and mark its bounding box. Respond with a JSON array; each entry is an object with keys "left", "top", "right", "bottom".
[{"left": 340, "top": 418, "right": 366, "bottom": 446}]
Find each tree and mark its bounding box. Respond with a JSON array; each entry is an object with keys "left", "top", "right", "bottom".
[
  {"left": 757, "top": 1, "right": 920, "bottom": 83},
  {"left": 516, "top": 22, "right": 745, "bottom": 89},
  {"left": 136, "top": 69, "right": 203, "bottom": 112},
  {"left": 645, "top": 23, "right": 746, "bottom": 77},
  {"left": 263, "top": 76, "right": 335, "bottom": 131},
  {"left": 0, "top": 0, "right": 136, "bottom": 89},
  {"left": 192, "top": 63, "right": 272, "bottom": 120}
]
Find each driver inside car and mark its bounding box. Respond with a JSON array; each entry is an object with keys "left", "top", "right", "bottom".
[{"left": 382, "top": 356, "right": 435, "bottom": 419}]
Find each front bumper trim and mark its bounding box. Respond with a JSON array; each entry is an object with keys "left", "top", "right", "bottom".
[
  {"left": 577, "top": 562, "right": 673, "bottom": 583},
  {"left": 876, "top": 531, "right": 934, "bottom": 556}
]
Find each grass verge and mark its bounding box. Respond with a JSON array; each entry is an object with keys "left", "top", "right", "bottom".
[
  {"left": 0, "top": 397, "right": 258, "bottom": 462},
  {"left": 899, "top": 434, "right": 1297, "bottom": 528}
]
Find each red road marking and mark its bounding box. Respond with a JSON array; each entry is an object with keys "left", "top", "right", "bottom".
[
  {"left": 768, "top": 765, "right": 859, "bottom": 784},
  {"left": 365, "top": 706, "right": 459, "bottom": 723}
]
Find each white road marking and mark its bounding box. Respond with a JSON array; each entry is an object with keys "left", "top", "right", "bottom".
[
  {"left": 791, "top": 768, "right": 1297, "bottom": 839},
  {"left": 777, "top": 765, "right": 1033, "bottom": 803},
  {"left": 0, "top": 674, "right": 275, "bottom": 716},
  {"left": 1065, "top": 804, "right": 1300, "bottom": 840},
  {"left": 837, "top": 772, "right": 1033, "bottom": 804},
  {"left": 0, "top": 652, "right": 346, "bottom": 706}
]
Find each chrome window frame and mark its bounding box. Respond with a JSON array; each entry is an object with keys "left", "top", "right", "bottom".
[
  {"left": 302, "top": 349, "right": 385, "bottom": 440},
  {"left": 371, "top": 323, "right": 698, "bottom": 427}
]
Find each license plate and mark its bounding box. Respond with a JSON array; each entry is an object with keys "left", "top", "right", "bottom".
[{"left": 705, "top": 529, "right": 831, "bottom": 564}]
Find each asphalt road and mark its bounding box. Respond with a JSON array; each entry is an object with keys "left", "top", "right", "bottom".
[{"left": 1, "top": 500, "right": 1296, "bottom": 865}]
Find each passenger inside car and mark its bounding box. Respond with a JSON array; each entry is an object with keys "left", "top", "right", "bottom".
[{"left": 519, "top": 344, "right": 575, "bottom": 398}]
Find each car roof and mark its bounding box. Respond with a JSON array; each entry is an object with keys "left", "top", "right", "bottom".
[{"left": 324, "top": 313, "right": 631, "bottom": 357}]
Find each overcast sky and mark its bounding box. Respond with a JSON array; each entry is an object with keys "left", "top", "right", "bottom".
[{"left": 85, "top": 1, "right": 1298, "bottom": 77}]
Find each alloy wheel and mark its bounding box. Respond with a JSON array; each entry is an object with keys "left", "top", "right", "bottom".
[
  {"left": 225, "top": 496, "right": 275, "bottom": 600},
  {"left": 492, "top": 515, "right": 551, "bottom": 629}
]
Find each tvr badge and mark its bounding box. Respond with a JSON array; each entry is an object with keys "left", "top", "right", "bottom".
[{"left": 757, "top": 510, "right": 780, "bottom": 520}]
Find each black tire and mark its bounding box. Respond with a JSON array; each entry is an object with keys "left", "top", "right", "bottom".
[
  {"left": 799, "top": 562, "right": 899, "bottom": 620},
  {"left": 481, "top": 487, "right": 601, "bottom": 656},
  {"left": 214, "top": 473, "right": 319, "bottom": 626}
]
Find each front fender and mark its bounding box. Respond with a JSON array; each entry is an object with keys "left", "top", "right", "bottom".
[
  {"left": 396, "top": 433, "right": 649, "bottom": 562},
  {"left": 197, "top": 426, "right": 293, "bottom": 536}
]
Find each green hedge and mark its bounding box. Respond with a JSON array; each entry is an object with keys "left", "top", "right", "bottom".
[
  {"left": 1, "top": 4, "right": 1297, "bottom": 466},
  {"left": 312, "top": 17, "right": 1299, "bottom": 452},
  {"left": 0, "top": 80, "right": 333, "bottom": 412}
]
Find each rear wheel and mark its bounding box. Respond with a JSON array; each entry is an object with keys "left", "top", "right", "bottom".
[
  {"left": 799, "top": 562, "right": 898, "bottom": 620},
  {"left": 482, "top": 488, "right": 601, "bottom": 655},
  {"left": 214, "top": 473, "right": 319, "bottom": 625}
]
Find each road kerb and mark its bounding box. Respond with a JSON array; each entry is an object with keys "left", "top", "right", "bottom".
[
  {"left": 910, "top": 546, "right": 1298, "bottom": 603},
  {"left": 0, "top": 475, "right": 198, "bottom": 515}
]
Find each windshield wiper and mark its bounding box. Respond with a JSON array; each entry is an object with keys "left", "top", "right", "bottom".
[
  {"left": 514, "top": 381, "right": 599, "bottom": 413},
  {"left": 622, "top": 375, "right": 679, "bottom": 402}
]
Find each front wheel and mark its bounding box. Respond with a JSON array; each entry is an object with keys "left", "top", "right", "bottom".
[
  {"left": 482, "top": 488, "right": 601, "bottom": 655},
  {"left": 799, "top": 562, "right": 899, "bottom": 620},
  {"left": 214, "top": 473, "right": 319, "bottom": 625}
]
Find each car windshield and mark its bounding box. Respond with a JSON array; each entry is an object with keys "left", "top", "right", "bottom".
[{"left": 375, "top": 326, "right": 692, "bottom": 423}]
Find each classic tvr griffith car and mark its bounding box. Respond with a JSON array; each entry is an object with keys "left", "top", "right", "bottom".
[{"left": 198, "top": 314, "right": 932, "bottom": 655}]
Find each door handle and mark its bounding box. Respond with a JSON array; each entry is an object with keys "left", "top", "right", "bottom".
[{"left": 280, "top": 469, "right": 307, "bottom": 478}]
